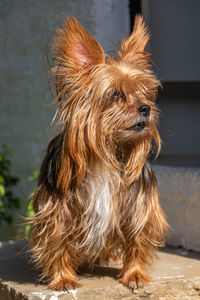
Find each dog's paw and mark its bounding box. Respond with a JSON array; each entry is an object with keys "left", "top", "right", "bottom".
[
  {"left": 48, "top": 277, "right": 81, "bottom": 291},
  {"left": 119, "top": 270, "right": 148, "bottom": 292}
]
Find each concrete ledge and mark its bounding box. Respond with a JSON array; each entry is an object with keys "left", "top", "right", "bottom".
[
  {"left": 0, "top": 241, "right": 200, "bottom": 299},
  {"left": 153, "top": 165, "right": 200, "bottom": 252}
]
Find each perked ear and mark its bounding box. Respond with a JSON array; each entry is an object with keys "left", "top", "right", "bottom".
[
  {"left": 121, "top": 15, "right": 150, "bottom": 64},
  {"left": 53, "top": 17, "right": 105, "bottom": 73}
]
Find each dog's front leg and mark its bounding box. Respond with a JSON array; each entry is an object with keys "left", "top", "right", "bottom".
[
  {"left": 119, "top": 241, "right": 150, "bottom": 290},
  {"left": 32, "top": 220, "right": 81, "bottom": 291},
  {"left": 30, "top": 188, "right": 81, "bottom": 291},
  {"left": 47, "top": 250, "right": 81, "bottom": 291},
  {"left": 119, "top": 164, "right": 167, "bottom": 291}
]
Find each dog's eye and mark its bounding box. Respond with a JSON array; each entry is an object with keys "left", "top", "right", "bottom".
[{"left": 109, "top": 90, "right": 125, "bottom": 100}]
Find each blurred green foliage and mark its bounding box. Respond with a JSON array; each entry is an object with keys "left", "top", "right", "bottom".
[
  {"left": 25, "top": 170, "right": 39, "bottom": 237},
  {"left": 0, "top": 147, "right": 20, "bottom": 224}
]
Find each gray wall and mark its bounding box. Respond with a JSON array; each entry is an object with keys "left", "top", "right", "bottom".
[
  {"left": 0, "top": 0, "right": 129, "bottom": 239},
  {"left": 142, "top": 0, "right": 200, "bottom": 81},
  {"left": 141, "top": 0, "right": 200, "bottom": 163},
  {"left": 158, "top": 83, "right": 200, "bottom": 164}
]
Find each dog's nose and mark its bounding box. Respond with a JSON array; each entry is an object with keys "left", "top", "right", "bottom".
[{"left": 138, "top": 105, "right": 151, "bottom": 117}]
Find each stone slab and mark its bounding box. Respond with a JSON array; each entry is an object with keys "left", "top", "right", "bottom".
[
  {"left": 153, "top": 165, "right": 200, "bottom": 252},
  {"left": 0, "top": 241, "right": 200, "bottom": 299}
]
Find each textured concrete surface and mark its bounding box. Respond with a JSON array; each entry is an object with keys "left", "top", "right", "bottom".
[
  {"left": 0, "top": 240, "right": 200, "bottom": 299},
  {"left": 153, "top": 165, "right": 200, "bottom": 252}
]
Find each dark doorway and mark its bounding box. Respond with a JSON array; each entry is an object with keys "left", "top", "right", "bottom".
[{"left": 129, "top": 0, "right": 141, "bottom": 31}]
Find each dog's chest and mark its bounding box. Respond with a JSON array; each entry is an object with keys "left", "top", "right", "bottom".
[
  {"left": 79, "top": 168, "right": 119, "bottom": 253},
  {"left": 87, "top": 168, "right": 117, "bottom": 219}
]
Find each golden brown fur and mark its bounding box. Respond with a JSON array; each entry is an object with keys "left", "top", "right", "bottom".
[{"left": 29, "top": 15, "right": 168, "bottom": 291}]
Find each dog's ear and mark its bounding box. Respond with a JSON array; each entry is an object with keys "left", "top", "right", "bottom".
[
  {"left": 53, "top": 17, "right": 105, "bottom": 73},
  {"left": 121, "top": 15, "right": 150, "bottom": 64}
]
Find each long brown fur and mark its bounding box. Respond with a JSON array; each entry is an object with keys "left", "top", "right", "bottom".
[{"left": 29, "top": 15, "right": 168, "bottom": 291}]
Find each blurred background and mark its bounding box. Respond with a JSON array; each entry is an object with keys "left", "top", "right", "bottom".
[{"left": 0, "top": 0, "right": 199, "bottom": 251}]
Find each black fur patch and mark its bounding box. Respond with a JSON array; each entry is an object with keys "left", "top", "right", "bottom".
[{"left": 39, "top": 132, "right": 64, "bottom": 189}]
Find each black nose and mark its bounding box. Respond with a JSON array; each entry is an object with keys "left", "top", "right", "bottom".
[{"left": 138, "top": 105, "right": 151, "bottom": 117}]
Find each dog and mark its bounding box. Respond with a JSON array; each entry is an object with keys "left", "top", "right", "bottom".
[{"left": 29, "top": 15, "right": 167, "bottom": 291}]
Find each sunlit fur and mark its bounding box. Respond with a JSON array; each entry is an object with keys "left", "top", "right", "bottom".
[{"left": 29, "top": 16, "right": 168, "bottom": 291}]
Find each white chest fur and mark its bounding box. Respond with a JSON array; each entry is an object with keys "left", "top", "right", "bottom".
[{"left": 79, "top": 167, "right": 120, "bottom": 256}]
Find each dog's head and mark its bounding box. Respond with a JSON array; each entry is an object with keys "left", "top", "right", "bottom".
[{"left": 50, "top": 16, "right": 161, "bottom": 186}]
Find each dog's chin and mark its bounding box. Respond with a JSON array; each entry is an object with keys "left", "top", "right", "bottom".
[
  {"left": 114, "top": 122, "right": 151, "bottom": 145},
  {"left": 127, "top": 121, "right": 146, "bottom": 132}
]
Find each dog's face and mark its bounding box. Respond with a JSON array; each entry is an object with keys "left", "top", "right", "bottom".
[
  {"left": 51, "top": 16, "right": 160, "bottom": 172},
  {"left": 86, "top": 59, "right": 160, "bottom": 145}
]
